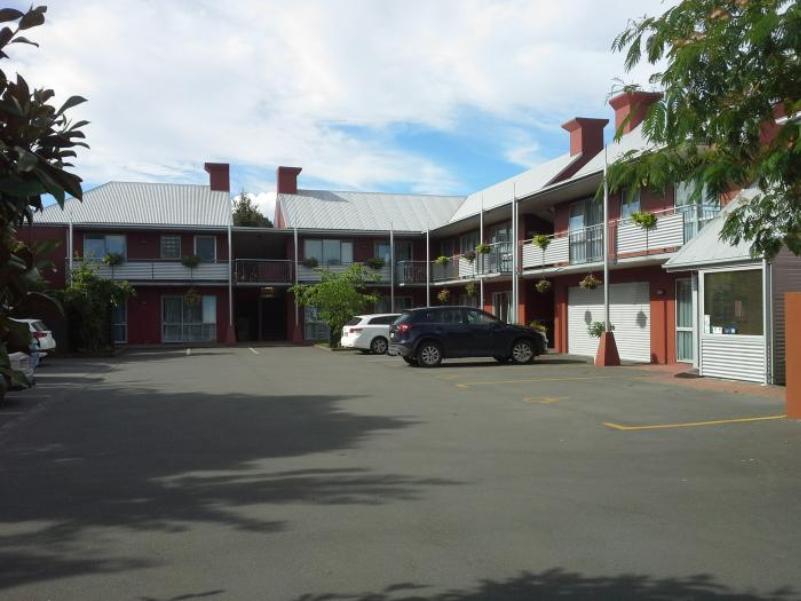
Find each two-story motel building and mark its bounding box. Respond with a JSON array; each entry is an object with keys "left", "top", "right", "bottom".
[{"left": 31, "top": 91, "right": 801, "bottom": 384}]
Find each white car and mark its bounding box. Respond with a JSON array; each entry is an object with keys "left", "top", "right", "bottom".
[
  {"left": 11, "top": 319, "right": 56, "bottom": 357},
  {"left": 341, "top": 313, "right": 401, "bottom": 354}
]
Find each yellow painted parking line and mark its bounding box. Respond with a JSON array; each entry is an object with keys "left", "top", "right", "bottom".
[
  {"left": 456, "top": 375, "right": 621, "bottom": 389},
  {"left": 524, "top": 396, "right": 567, "bottom": 405},
  {"left": 604, "top": 414, "right": 786, "bottom": 431}
]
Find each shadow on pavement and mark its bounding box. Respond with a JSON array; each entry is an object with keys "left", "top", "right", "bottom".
[{"left": 289, "top": 569, "right": 799, "bottom": 601}]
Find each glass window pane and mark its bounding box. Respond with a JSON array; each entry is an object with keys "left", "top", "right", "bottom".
[
  {"left": 375, "top": 243, "right": 391, "bottom": 262},
  {"left": 441, "top": 240, "right": 455, "bottom": 257},
  {"left": 304, "top": 239, "right": 322, "bottom": 261},
  {"left": 620, "top": 189, "right": 641, "bottom": 219},
  {"left": 202, "top": 296, "right": 216, "bottom": 324},
  {"left": 703, "top": 270, "right": 763, "bottom": 335},
  {"left": 676, "top": 279, "right": 693, "bottom": 328},
  {"left": 322, "top": 240, "right": 340, "bottom": 265},
  {"left": 569, "top": 203, "right": 585, "bottom": 231},
  {"left": 84, "top": 235, "right": 106, "bottom": 260},
  {"left": 195, "top": 236, "right": 216, "bottom": 262},
  {"left": 163, "top": 297, "right": 182, "bottom": 323},
  {"left": 105, "top": 235, "right": 126, "bottom": 256},
  {"left": 183, "top": 300, "right": 202, "bottom": 323},
  {"left": 341, "top": 241, "right": 353, "bottom": 264},
  {"left": 161, "top": 235, "right": 181, "bottom": 259}
]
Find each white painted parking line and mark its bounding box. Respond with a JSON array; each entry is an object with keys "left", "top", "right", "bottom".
[
  {"left": 186, "top": 348, "right": 192, "bottom": 356},
  {"left": 249, "top": 347, "right": 260, "bottom": 355}
]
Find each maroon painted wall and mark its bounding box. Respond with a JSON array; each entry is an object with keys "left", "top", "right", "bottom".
[
  {"left": 19, "top": 225, "right": 69, "bottom": 288},
  {"left": 73, "top": 229, "right": 228, "bottom": 261}
]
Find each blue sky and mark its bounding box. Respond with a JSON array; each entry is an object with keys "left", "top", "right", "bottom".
[{"left": 13, "top": 0, "right": 670, "bottom": 216}]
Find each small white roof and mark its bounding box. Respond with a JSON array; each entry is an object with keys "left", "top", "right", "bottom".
[
  {"left": 278, "top": 189, "right": 464, "bottom": 232},
  {"left": 36, "top": 182, "right": 231, "bottom": 228},
  {"left": 664, "top": 189, "right": 759, "bottom": 271},
  {"left": 450, "top": 153, "right": 579, "bottom": 223}
]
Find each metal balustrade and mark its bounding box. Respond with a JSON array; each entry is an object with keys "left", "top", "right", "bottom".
[
  {"left": 70, "top": 258, "right": 229, "bottom": 281},
  {"left": 234, "top": 259, "right": 293, "bottom": 283}
]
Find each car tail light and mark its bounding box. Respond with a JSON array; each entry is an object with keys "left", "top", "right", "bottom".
[
  {"left": 350, "top": 327, "right": 363, "bottom": 334},
  {"left": 396, "top": 323, "right": 412, "bottom": 334},
  {"left": 33, "top": 331, "right": 47, "bottom": 339}
]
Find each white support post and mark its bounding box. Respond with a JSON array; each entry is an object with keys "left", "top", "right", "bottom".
[
  {"left": 425, "top": 228, "right": 430, "bottom": 307},
  {"left": 293, "top": 227, "right": 299, "bottom": 327},
  {"left": 68, "top": 210, "right": 74, "bottom": 283},
  {"left": 390, "top": 224, "right": 395, "bottom": 312},
  {"left": 511, "top": 183, "right": 518, "bottom": 324},
  {"left": 227, "top": 219, "right": 234, "bottom": 329},
  {"left": 603, "top": 146, "right": 611, "bottom": 331},
  {"left": 479, "top": 195, "right": 484, "bottom": 310}
]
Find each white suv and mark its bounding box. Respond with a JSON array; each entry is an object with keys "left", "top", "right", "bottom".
[
  {"left": 11, "top": 319, "right": 56, "bottom": 357},
  {"left": 341, "top": 313, "right": 401, "bottom": 354}
]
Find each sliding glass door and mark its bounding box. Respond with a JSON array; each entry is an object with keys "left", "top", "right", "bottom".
[{"left": 162, "top": 295, "right": 217, "bottom": 343}]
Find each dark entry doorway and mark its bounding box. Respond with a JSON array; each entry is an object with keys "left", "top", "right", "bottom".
[{"left": 258, "top": 293, "right": 287, "bottom": 341}]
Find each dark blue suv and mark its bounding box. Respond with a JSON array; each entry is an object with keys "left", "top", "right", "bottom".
[{"left": 388, "top": 306, "right": 547, "bottom": 367}]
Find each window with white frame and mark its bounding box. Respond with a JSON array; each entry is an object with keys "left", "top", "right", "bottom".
[
  {"left": 459, "top": 231, "right": 480, "bottom": 254},
  {"left": 304, "top": 239, "right": 353, "bottom": 266},
  {"left": 194, "top": 236, "right": 216, "bottom": 262},
  {"left": 702, "top": 269, "right": 763, "bottom": 336},
  {"left": 676, "top": 181, "right": 721, "bottom": 241},
  {"left": 160, "top": 235, "right": 182, "bottom": 259},
  {"left": 162, "top": 295, "right": 217, "bottom": 342},
  {"left": 84, "top": 234, "right": 126, "bottom": 260}
]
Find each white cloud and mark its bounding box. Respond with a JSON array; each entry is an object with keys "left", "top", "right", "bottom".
[{"left": 10, "top": 0, "right": 673, "bottom": 197}]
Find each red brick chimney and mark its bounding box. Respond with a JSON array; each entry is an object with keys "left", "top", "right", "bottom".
[
  {"left": 204, "top": 162, "right": 230, "bottom": 192},
  {"left": 561, "top": 117, "right": 609, "bottom": 157},
  {"left": 277, "top": 166, "right": 302, "bottom": 194},
  {"left": 609, "top": 91, "right": 663, "bottom": 134}
]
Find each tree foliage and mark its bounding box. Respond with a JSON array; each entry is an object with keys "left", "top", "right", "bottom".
[
  {"left": 55, "top": 260, "right": 133, "bottom": 353},
  {"left": 608, "top": 0, "right": 801, "bottom": 258},
  {"left": 0, "top": 6, "right": 88, "bottom": 396},
  {"left": 290, "top": 264, "right": 378, "bottom": 347},
  {"left": 233, "top": 191, "right": 272, "bottom": 227}
]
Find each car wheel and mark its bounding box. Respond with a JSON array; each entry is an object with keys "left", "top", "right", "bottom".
[
  {"left": 510, "top": 339, "right": 535, "bottom": 364},
  {"left": 493, "top": 355, "right": 510, "bottom": 363},
  {"left": 402, "top": 356, "right": 418, "bottom": 366},
  {"left": 370, "top": 336, "right": 389, "bottom": 355},
  {"left": 417, "top": 341, "right": 443, "bottom": 367}
]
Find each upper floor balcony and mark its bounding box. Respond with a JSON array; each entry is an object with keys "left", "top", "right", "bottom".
[
  {"left": 234, "top": 259, "right": 293, "bottom": 284},
  {"left": 71, "top": 258, "right": 229, "bottom": 282},
  {"left": 398, "top": 241, "right": 512, "bottom": 285},
  {"left": 521, "top": 204, "right": 720, "bottom": 271}
]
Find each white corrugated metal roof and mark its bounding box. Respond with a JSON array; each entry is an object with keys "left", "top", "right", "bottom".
[
  {"left": 278, "top": 190, "right": 465, "bottom": 232},
  {"left": 36, "top": 182, "right": 231, "bottom": 228},
  {"left": 449, "top": 153, "right": 579, "bottom": 223},
  {"left": 664, "top": 190, "right": 759, "bottom": 270}
]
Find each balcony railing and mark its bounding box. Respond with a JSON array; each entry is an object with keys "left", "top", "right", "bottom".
[
  {"left": 234, "top": 259, "right": 293, "bottom": 284},
  {"left": 71, "top": 258, "right": 229, "bottom": 281},
  {"left": 296, "top": 261, "right": 392, "bottom": 282},
  {"left": 521, "top": 204, "right": 721, "bottom": 271},
  {"left": 396, "top": 242, "right": 512, "bottom": 285},
  {"left": 397, "top": 261, "right": 428, "bottom": 285}
]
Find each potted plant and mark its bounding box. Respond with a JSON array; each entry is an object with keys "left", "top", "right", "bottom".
[
  {"left": 437, "top": 288, "right": 451, "bottom": 304},
  {"left": 587, "top": 321, "right": 606, "bottom": 338},
  {"left": 535, "top": 279, "right": 551, "bottom": 294},
  {"left": 475, "top": 243, "right": 491, "bottom": 255},
  {"left": 579, "top": 273, "right": 601, "bottom": 289},
  {"left": 462, "top": 250, "right": 476, "bottom": 262},
  {"left": 434, "top": 255, "right": 451, "bottom": 266},
  {"left": 630, "top": 210, "right": 658, "bottom": 230},
  {"left": 184, "top": 287, "right": 201, "bottom": 306},
  {"left": 365, "top": 257, "right": 385, "bottom": 270},
  {"left": 103, "top": 252, "right": 124, "bottom": 267},
  {"left": 181, "top": 254, "right": 201, "bottom": 269},
  {"left": 464, "top": 281, "right": 477, "bottom": 297},
  {"left": 532, "top": 234, "right": 551, "bottom": 251},
  {"left": 302, "top": 256, "right": 319, "bottom": 269}
]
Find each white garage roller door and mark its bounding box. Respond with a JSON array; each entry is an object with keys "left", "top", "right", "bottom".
[{"left": 568, "top": 282, "right": 651, "bottom": 362}]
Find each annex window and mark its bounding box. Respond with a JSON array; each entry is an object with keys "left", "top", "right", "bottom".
[
  {"left": 162, "top": 295, "right": 217, "bottom": 342},
  {"left": 84, "top": 234, "right": 126, "bottom": 260},
  {"left": 620, "top": 189, "right": 641, "bottom": 220},
  {"left": 304, "top": 239, "right": 353, "bottom": 266},
  {"left": 194, "top": 236, "right": 216, "bottom": 263},
  {"left": 161, "top": 235, "right": 182, "bottom": 259},
  {"left": 703, "top": 269, "right": 763, "bottom": 336}
]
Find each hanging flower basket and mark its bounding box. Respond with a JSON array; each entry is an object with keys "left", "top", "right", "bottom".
[
  {"left": 365, "top": 257, "right": 385, "bottom": 270},
  {"left": 434, "top": 255, "right": 451, "bottom": 266},
  {"left": 302, "top": 257, "right": 319, "bottom": 269},
  {"left": 475, "top": 243, "right": 491, "bottom": 254},
  {"left": 437, "top": 288, "right": 451, "bottom": 304},
  {"left": 181, "top": 254, "right": 201, "bottom": 269},
  {"left": 464, "top": 281, "right": 477, "bottom": 297},
  {"left": 184, "top": 287, "right": 201, "bottom": 306},
  {"left": 103, "top": 252, "right": 124, "bottom": 267},
  {"left": 462, "top": 250, "right": 476, "bottom": 262},
  {"left": 579, "top": 273, "right": 601, "bottom": 289},
  {"left": 587, "top": 321, "right": 606, "bottom": 338},
  {"left": 630, "top": 211, "right": 658, "bottom": 230},
  {"left": 535, "top": 279, "right": 551, "bottom": 294},
  {"left": 532, "top": 234, "right": 551, "bottom": 251}
]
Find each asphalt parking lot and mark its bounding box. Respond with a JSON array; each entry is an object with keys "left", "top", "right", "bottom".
[{"left": 1, "top": 346, "right": 799, "bottom": 601}]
